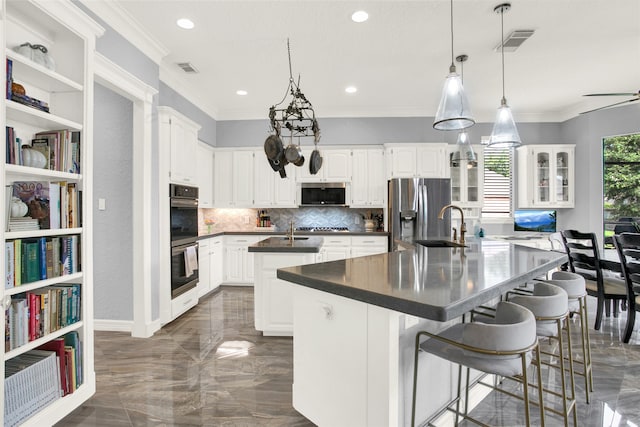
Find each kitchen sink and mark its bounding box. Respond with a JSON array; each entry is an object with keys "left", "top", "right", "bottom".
[
  {"left": 278, "top": 237, "right": 310, "bottom": 241},
  {"left": 415, "top": 239, "right": 466, "bottom": 248}
]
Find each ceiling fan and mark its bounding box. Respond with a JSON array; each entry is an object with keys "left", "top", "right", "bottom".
[{"left": 580, "top": 90, "right": 640, "bottom": 114}]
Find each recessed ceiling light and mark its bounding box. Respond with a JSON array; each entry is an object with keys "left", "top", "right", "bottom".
[
  {"left": 345, "top": 86, "right": 357, "bottom": 94},
  {"left": 176, "top": 18, "right": 195, "bottom": 30},
  {"left": 351, "top": 10, "right": 369, "bottom": 23},
  {"left": 236, "top": 90, "right": 248, "bottom": 96}
]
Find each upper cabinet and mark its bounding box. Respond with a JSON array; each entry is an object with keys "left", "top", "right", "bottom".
[
  {"left": 197, "top": 142, "right": 214, "bottom": 208},
  {"left": 2, "top": 1, "right": 103, "bottom": 425},
  {"left": 448, "top": 145, "right": 484, "bottom": 208},
  {"left": 254, "top": 149, "right": 296, "bottom": 207},
  {"left": 296, "top": 148, "right": 352, "bottom": 182},
  {"left": 351, "top": 148, "right": 385, "bottom": 208},
  {"left": 158, "top": 107, "right": 201, "bottom": 186},
  {"left": 213, "top": 149, "right": 254, "bottom": 208},
  {"left": 385, "top": 143, "right": 448, "bottom": 178},
  {"left": 517, "top": 144, "right": 575, "bottom": 208}
]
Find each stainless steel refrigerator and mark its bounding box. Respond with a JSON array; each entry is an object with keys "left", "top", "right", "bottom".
[{"left": 388, "top": 178, "right": 451, "bottom": 251}]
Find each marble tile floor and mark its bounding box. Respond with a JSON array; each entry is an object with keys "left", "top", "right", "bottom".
[{"left": 56, "top": 287, "right": 640, "bottom": 427}]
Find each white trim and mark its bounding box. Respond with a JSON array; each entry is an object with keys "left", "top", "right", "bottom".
[
  {"left": 94, "top": 319, "right": 133, "bottom": 332},
  {"left": 78, "top": 0, "right": 168, "bottom": 64},
  {"left": 159, "top": 64, "right": 219, "bottom": 119},
  {"left": 94, "top": 53, "right": 159, "bottom": 338},
  {"left": 37, "top": 0, "right": 105, "bottom": 39}
]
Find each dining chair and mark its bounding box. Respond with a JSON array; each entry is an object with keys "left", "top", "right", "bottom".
[
  {"left": 561, "top": 230, "right": 626, "bottom": 330},
  {"left": 411, "top": 301, "right": 544, "bottom": 426},
  {"left": 612, "top": 232, "right": 640, "bottom": 343}
]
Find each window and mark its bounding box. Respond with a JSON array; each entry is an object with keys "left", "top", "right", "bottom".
[{"left": 482, "top": 146, "right": 513, "bottom": 218}]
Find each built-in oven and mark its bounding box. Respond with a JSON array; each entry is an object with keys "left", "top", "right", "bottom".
[{"left": 169, "top": 184, "right": 199, "bottom": 298}]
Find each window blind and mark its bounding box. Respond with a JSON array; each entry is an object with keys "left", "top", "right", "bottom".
[{"left": 482, "top": 146, "right": 513, "bottom": 217}]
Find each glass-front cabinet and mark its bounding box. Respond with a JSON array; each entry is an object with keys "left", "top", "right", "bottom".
[
  {"left": 448, "top": 145, "right": 484, "bottom": 208},
  {"left": 517, "top": 145, "right": 575, "bottom": 208}
]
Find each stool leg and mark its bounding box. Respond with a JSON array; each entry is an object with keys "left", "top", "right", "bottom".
[
  {"left": 534, "top": 343, "right": 546, "bottom": 427},
  {"left": 556, "top": 318, "right": 570, "bottom": 427},
  {"left": 411, "top": 334, "right": 420, "bottom": 427},
  {"left": 579, "top": 296, "right": 594, "bottom": 400},
  {"left": 564, "top": 316, "right": 578, "bottom": 427}
]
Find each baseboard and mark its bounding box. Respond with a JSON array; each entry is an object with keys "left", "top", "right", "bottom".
[{"left": 94, "top": 319, "right": 133, "bottom": 332}]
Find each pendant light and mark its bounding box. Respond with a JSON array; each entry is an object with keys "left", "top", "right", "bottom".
[
  {"left": 450, "top": 54, "right": 476, "bottom": 165},
  {"left": 433, "top": 0, "right": 475, "bottom": 131},
  {"left": 488, "top": 3, "right": 521, "bottom": 148}
]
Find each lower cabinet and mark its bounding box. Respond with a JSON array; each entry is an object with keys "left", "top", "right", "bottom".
[
  {"left": 320, "top": 235, "right": 388, "bottom": 261},
  {"left": 224, "top": 235, "right": 262, "bottom": 284},
  {"left": 198, "top": 236, "right": 224, "bottom": 297},
  {"left": 254, "top": 252, "right": 318, "bottom": 336},
  {"left": 351, "top": 236, "right": 388, "bottom": 257},
  {"left": 319, "top": 236, "right": 352, "bottom": 261}
]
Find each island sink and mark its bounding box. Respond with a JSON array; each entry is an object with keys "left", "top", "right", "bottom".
[
  {"left": 278, "top": 237, "right": 310, "bottom": 241},
  {"left": 414, "top": 239, "right": 466, "bottom": 248}
]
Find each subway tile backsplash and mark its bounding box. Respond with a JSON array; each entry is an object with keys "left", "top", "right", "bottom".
[{"left": 199, "top": 207, "right": 383, "bottom": 234}]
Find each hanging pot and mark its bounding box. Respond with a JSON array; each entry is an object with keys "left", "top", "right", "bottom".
[
  {"left": 264, "top": 134, "right": 283, "bottom": 161},
  {"left": 309, "top": 148, "right": 322, "bottom": 175},
  {"left": 285, "top": 143, "right": 302, "bottom": 163},
  {"left": 293, "top": 154, "right": 305, "bottom": 167}
]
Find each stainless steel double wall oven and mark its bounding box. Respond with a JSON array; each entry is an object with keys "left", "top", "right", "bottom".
[{"left": 169, "top": 184, "right": 199, "bottom": 298}]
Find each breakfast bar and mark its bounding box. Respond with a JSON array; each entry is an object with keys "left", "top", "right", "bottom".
[{"left": 277, "top": 238, "right": 567, "bottom": 426}]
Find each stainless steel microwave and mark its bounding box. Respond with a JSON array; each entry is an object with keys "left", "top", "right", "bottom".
[{"left": 299, "top": 183, "right": 348, "bottom": 206}]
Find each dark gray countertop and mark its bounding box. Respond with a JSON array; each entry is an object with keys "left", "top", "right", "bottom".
[
  {"left": 199, "top": 230, "right": 389, "bottom": 239},
  {"left": 277, "top": 238, "right": 567, "bottom": 322},
  {"left": 248, "top": 236, "right": 324, "bottom": 253}
]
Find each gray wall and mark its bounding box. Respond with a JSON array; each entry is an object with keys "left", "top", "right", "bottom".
[{"left": 93, "top": 83, "right": 134, "bottom": 320}]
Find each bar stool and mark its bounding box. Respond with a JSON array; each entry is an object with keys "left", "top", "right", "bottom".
[
  {"left": 539, "top": 271, "right": 593, "bottom": 403},
  {"left": 507, "top": 282, "right": 577, "bottom": 426},
  {"left": 411, "top": 301, "right": 544, "bottom": 426}
]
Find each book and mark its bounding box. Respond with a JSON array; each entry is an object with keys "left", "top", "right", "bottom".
[
  {"left": 30, "top": 138, "right": 51, "bottom": 171},
  {"left": 12, "top": 181, "right": 50, "bottom": 229},
  {"left": 6, "top": 241, "right": 14, "bottom": 288},
  {"left": 38, "top": 237, "right": 47, "bottom": 280},
  {"left": 13, "top": 239, "right": 21, "bottom": 286},
  {"left": 64, "top": 331, "right": 82, "bottom": 387},
  {"left": 49, "top": 182, "right": 60, "bottom": 229},
  {"left": 22, "top": 240, "right": 40, "bottom": 284},
  {"left": 6, "top": 57, "right": 12, "bottom": 100},
  {"left": 37, "top": 338, "right": 69, "bottom": 396}
]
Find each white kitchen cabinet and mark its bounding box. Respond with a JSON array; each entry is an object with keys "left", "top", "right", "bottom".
[
  {"left": 254, "top": 252, "right": 318, "bottom": 336},
  {"left": 210, "top": 237, "right": 224, "bottom": 291},
  {"left": 254, "top": 149, "right": 297, "bottom": 207},
  {"left": 319, "top": 235, "right": 352, "bottom": 261},
  {"left": 213, "top": 149, "right": 255, "bottom": 207},
  {"left": 351, "top": 149, "right": 386, "bottom": 207},
  {"left": 385, "top": 143, "right": 448, "bottom": 178},
  {"left": 197, "top": 142, "right": 214, "bottom": 208},
  {"left": 517, "top": 144, "right": 575, "bottom": 208},
  {"left": 1, "top": 1, "right": 101, "bottom": 425},
  {"left": 159, "top": 107, "right": 201, "bottom": 185},
  {"left": 350, "top": 236, "right": 389, "bottom": 257},
  {"left": 297, "top": 148, "right": 352, "bottom": 182},
  {"left": 448, "top": 144, "right": 484, "bottom": 208},
  {"left": 198, "top": 239, "right": 211, "bottom": 297},
  {"left": 224, "top": 235, "right": 262, "bottom": 284}
]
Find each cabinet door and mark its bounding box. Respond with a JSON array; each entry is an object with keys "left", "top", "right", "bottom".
[
  {"left": 295, "top": 148, "right": 316, "bottom": 182},
  {"left": 197, "top": 240, "right": 211, "bottom": 297},
  {"left": 533, "top": 149, "right": 552, "bottom": 205},
  {"left": 197, "top": 143, "right": 214, "bottom": 208},
  {"left": 388, "top": 147, "right": 417, "bottom": 178},
  {"left": 554, "top": 147, "right": 573, "bottom": 206},
  {"left": 321, "top": 247, "right": 351, "bottom": 261},
  {"left": 274, "top": 163, "right": 297, "bottom": 207},
  {"left": 233, "top": 151, "right": 255, "bottom": 206},
  {"left": 350, "top": 150, "right": 369, "bottom": 206},
  {"left": 210, "top": 238, "right": 224, "bottom": 290},
  {"left": 214, "top": 151, "right": 233, "bottom": 207},
  {"left": 254, "top": 151, "right": 275, "bottom": 207},
  {"left": 170, "top": 117, "right": 198, "bottom": 184},
  {"left": 323, "top": 150, "right": 352, "bottom": 182},
  {"left": 367, "top": 149, "right": 386, "bottom": 207},
  {"left": 224, "top": 246, "right": 244, "bottom": 282},
  {"left": 416, "top": 145, "right": 446, "bottom": 177}
]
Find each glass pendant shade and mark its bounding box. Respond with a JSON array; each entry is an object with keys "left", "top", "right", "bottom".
[
  {"left": 488, "top": 98, "right": 521, "bottom": 148},
  {"left": 451, "top": 131, "right": 476, "bottom": 164},
  {"left": 433, "top": 67, "right": 475, "bottom": 131}
]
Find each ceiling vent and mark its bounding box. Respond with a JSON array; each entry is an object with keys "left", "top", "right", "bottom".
[
  {"left": 176, "top": 62, "right": 199, "bottom": 73},
  {"left": 494, "top": 30, "right": 535, "bottom": 52}
]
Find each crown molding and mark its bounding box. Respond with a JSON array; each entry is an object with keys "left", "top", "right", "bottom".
[
  {"left": 159, "top": 62, "right": 219, "bottom": 119},
  {"left": 79, "top": 0, "right": 169, "bottom": 64}
]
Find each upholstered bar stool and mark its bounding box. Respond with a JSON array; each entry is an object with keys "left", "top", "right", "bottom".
[
  {"left": 411, "top": 301, "right": 544, "bottom": 427},
  {"left": 507, "top": 282, "right": 577, "bottom": 427},
  {"left": 539, "top": 271, "right": 593, "bottom": 403}
]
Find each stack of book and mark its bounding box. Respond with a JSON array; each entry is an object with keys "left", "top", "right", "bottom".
[
  {"left": 5, "top": 126, "right": 81, "bottom": 173},
  {"left": 4, "top": 350, "right": 62, "bottom": 427},
  {"left": 8, "top": 217, "right": 39, "bottom": 232}
]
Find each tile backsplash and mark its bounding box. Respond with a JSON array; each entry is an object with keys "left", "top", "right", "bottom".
[{"left": 199, "top": 207, "right": 384, "bottom": 234}]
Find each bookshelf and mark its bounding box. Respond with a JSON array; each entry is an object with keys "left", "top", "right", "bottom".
[{"left": 1, "top": 1, "right": 103, "bottom": 425}]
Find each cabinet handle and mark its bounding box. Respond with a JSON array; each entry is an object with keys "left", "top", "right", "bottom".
[
  {"left": 320, "top": 304, "right": 333, "bottom": 320},
  {"left": 183, "top": 298, "right": 193, "bottom": 306}
]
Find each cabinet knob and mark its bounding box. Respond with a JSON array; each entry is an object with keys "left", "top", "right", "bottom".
[{"left": 321, "top": 304, "right": 333, "bottom": 320}]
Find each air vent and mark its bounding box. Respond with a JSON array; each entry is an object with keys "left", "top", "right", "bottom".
[
  {"left": 494, "top": 30, "right": 535, "bottom": 52},
  {"left": 176, "top": 62, "right": 199, "bottom": 73}
]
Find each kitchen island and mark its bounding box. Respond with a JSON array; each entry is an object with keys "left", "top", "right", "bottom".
[
  {"left": 277, "top": 238, "right": 567, "bottom": 427},
  {"left": 249, "top": 236, "right": 323, "bottom": 336}
]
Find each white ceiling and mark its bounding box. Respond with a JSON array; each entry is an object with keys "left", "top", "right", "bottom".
[{"left": 103, "top": 0, "right": 639, "bottom": 122}]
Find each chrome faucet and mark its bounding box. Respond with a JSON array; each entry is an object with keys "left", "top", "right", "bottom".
[
  {"left": 287, "top": 220, "right": 295, "bottom": 242},
  {"left": 438, "top": 204, "right": 466, "bottom": 245}
]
